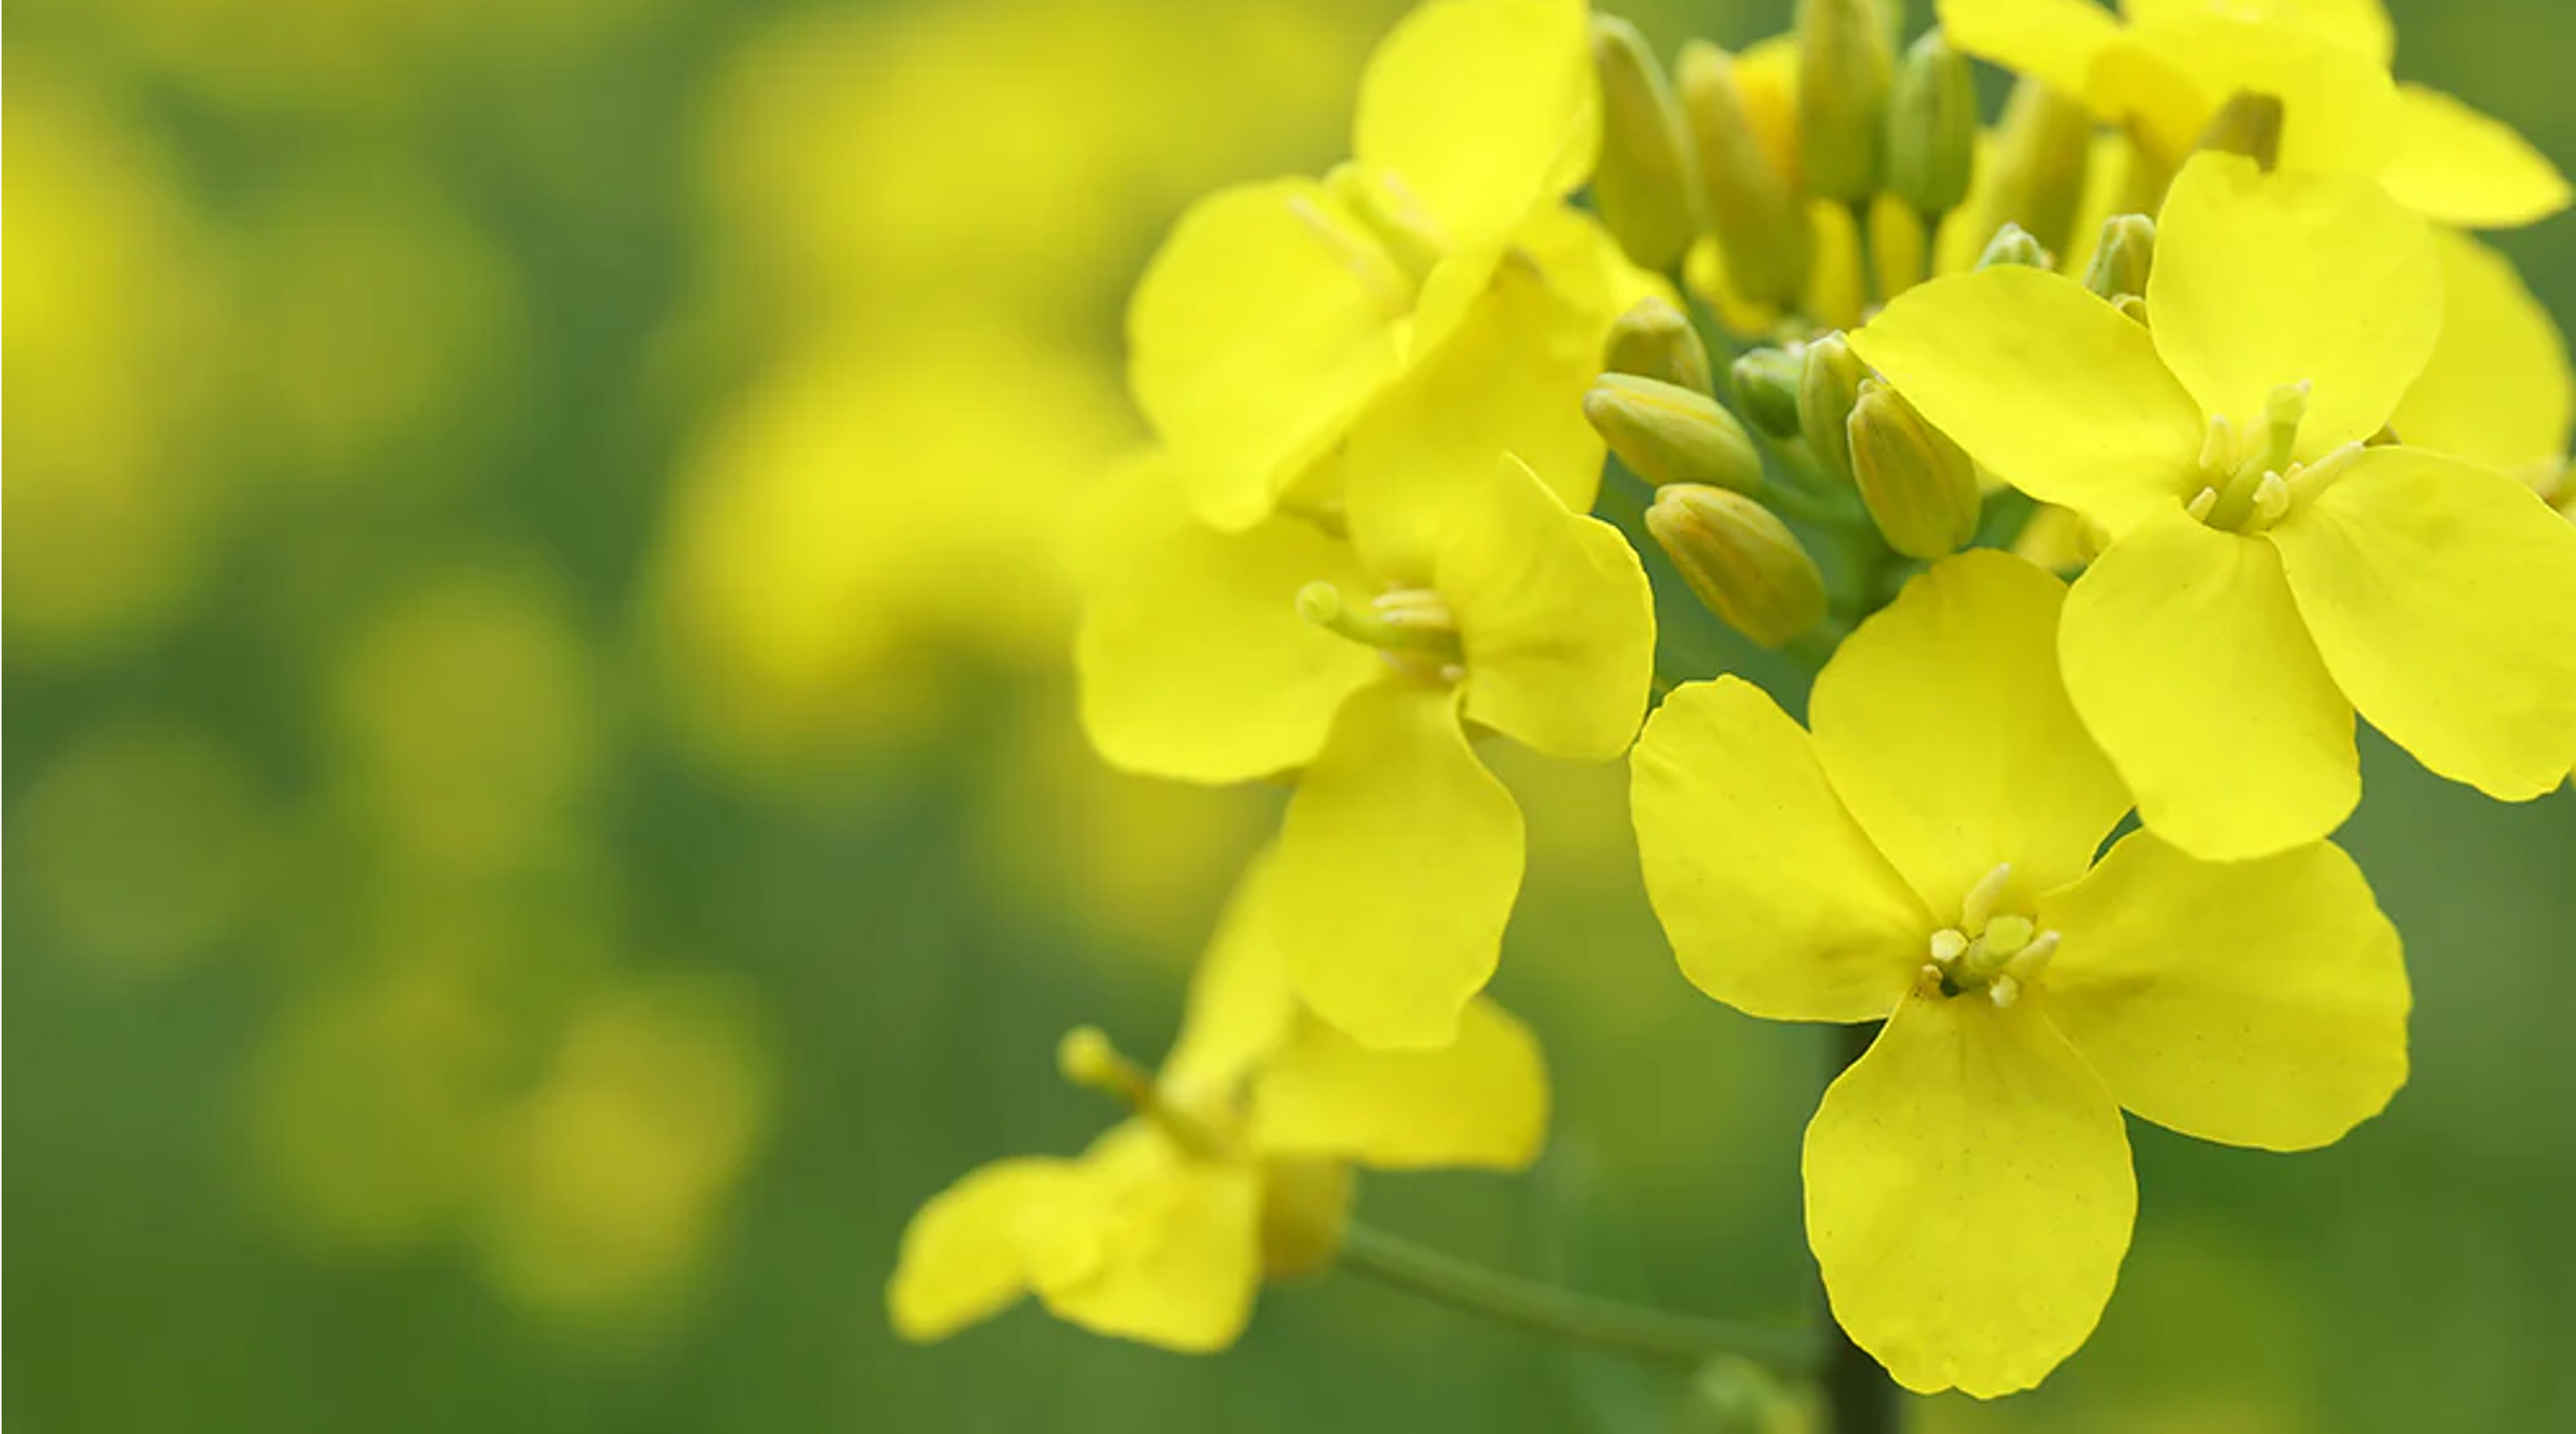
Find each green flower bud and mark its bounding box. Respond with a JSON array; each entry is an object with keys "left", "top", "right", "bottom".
[
  {"left": 1887, "top": 29, "right": 1977, "bottom": 217},
  {"left": 2197, "top": 89, "right": 2285, "bottom": 172},
  {"left": 1982, "top": 76, "right": 2093, "bottom": 259},
  {"left": 1677, "top": 40, "right": 1814, "bottom": 308},
  {"left": 1796, "top": 0, "right": 1895, "bottom": 203},
  {"left": 1645, "top": 485, "right": 1828, "bottom": 649},
  {"left": 1848, "top": 378, "right": 1982, "bottom": 559},
  {"left": 2082, "top": 213, "right": 2156, "bottom": 302},
  {"left": 1729, "top": 346, "right": 1805, "bottom": 440},
  {"left": 1798, "top": 331, "right": 1870, "bottom": 485},
  {"left": 1604, "top": 295, "right": 1715, "bottom": 396},
  {"left": 1976, "top": 221, "right": 2051, "bottom": 270},
  {"left": 1585, "top": 373, "right": 1764, "bottom": 492},
  {"left": 1591, "top": 15, "right": 1703, "bottom": 274}
]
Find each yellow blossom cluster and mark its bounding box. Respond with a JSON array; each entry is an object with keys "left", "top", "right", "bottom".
[{"left": 892, "top": 0, "right": 2576, "bottom": 1411}]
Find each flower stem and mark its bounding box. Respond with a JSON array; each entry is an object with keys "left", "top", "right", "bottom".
[
  {"left": 1821, "top": 1021, "right": 1905, "bottom": 1434},
  {"left": 1337, "top": 1222, "right": 1816, "bottom": 1372}
]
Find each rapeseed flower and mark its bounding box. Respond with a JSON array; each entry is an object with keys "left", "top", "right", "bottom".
[
  {"left": 1631, "top": 551, "right": 2411, "bottom": 1396},
  {"left": 1128, "top": 0, "right": 1635, "bottom": 531},
  {"left": 1852, "top": 152, "right": 2576, "bottom": 860},
  {"left": 1079, "top": 424, "right": 1654, "bottom": 1047},
  {"left": 888, "top": 856, "right": 1549, "bottom": 1351},
  {"left": 1940, "top": 0, "right": 2571, "bottom": 228}
]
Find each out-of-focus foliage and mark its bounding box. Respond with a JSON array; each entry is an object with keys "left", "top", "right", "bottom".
[{"left": 7, "top": 1, "right": 2576, "bottom": 1430}]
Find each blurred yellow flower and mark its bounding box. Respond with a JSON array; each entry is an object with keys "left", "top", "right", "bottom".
[
  {"left": 889, "top": 854, "right": 1549, "bottom": 1351},
  {"left": 1854, "top": 153, "right": 2576, "bottom": 860},
  {"left": 1080, "top": 445, "right": 1652, "bottom": 1048},
  {"left": 1631, "top": 551, "right": 2410, "bottom": 1397}
]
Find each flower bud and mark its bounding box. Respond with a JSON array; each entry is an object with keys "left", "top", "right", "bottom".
[
  {"left": 1591, "top": 15, "right": 1703, "bottom": 274},
  {"left": 1981, "top": 76, "right": 2093, "bottom": 259},
  {"left": 2197, "top": 90, "right": 2285, "bottom": 172},
  {"left": 1796, "top": 0, "right": 1895, "bottom": 203},
  {"left": 1729, "top": 346, "right": 1805, "bottom": 440},
  {"left": 1677, "top": 40, "right": 1814, "bottom": 308},
  {"left": 1887, "top": 30, "right": 1977, "bottom": 217},
  {"left": 1645, "top": 485, "right": 1828, "bottom": 649},
  {"left": 1848, "top": 379, "right": 1981, "bottom": 559},
  {"left": 1585, "top": 373, "right": 1764, "bottom": 492},
  {"left": 2082, "top": 213, "right": 2156, "bottom": 302},
  {"left": 1976, "top": 221, "right": 2051, "bottom": 270},
  {"left": 1798, "top": 331, "right": 1870, "bottom": 485},
  {"left": 1604, "top": 296, "right": 1714, "bottom": 397}
]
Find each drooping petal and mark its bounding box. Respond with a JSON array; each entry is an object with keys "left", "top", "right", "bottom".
[
  {"left": 2147, "top": 153, "right": 2440, "bottom": 457},
  {"left": 2391, "top": 231, "right": 2574, "bottom": 483},
  {"left": 1076, "top": 513, "right": 1384, "bottom": 784},
  {"left": 1631, "top": 678, "right": 1929, "bottom": 1025},
  {"left": 1352, "top": 0, "right": 1598, "bottom": 249},
  {"left": 1394, "top": 455, "right": 1657, "bottom": 763},
  {"left": 1125, "top": 180, "right": 1409, "bottom": 531},
  {"left": 2377, "top": 83, "right": 2573, "bottom": 230},
  {"left": 1252, "top": 998, "right": 1548, "bottom": 1171},
  {"left": 1804, "top": 992, "right": 2136, "bottom": 1399},
  {"left": 1811, "top": 552, "right": 2131, "bottom": 922},
  {"left": 1938, "top": 0, "right": 2122, "bottom": 98},
  {"left": 1159, "top": 850, "right": 1299, "bottom": 1107},
  {"left": 2270, "top": 448, "right": 2576, "bottom": 799},
  {"left": 1026, "top": 1124, "right": 1264, "bottom": 1353},
  {"left": 2120, "top": 0, "right": 2395, "bottom": 67},
  {"left": 1272, "top": 679, "right": 1523, "bottom": 1050},
  {"left": 1850, "top": 266, "right": 2203, "bottom": 538},
  {"left": 886, "top": 1157, "right": 1079, "bottom": 1342},
  {"left": 2060, "top": 515, "right": 2357, "bottom": 861},
  {"left": 2041, "top": 831, "right": 2409, "bottom": 1150}
]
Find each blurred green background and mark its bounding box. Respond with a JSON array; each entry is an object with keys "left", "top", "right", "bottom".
[{"left": 7, "top": 1, "right": 2573, "bottom": 1429}]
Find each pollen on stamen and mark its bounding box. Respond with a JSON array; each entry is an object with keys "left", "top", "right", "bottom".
[
  {"left": 2186, "top": 486, "right": 2220, "bottom": 522},
  {"left": 1960, "top": 863, "right": 2013, "bottom": 935}
]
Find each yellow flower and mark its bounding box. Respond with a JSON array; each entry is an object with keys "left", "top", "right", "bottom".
[
  {"left": 2389, "top": 228, "right": 2574, "bottom": 489},
  {"left": 886, "top": 855, "right": 1550, "bottom": 1352},
  {"left": 1126, "top": 0, "right": 1624, "bottom": 530},
  {"left": 1630, "top": 551, "right": 2411, "bottom": 1397},
  {"left": 1851, "top": 152, "right": 2576, "bottom": 860},
  {"left": 1079, "top": 428, "right": 1654, "bottom": 1047},
  {"left": 1940, "top": 0, "right": 2571, "bottom": 228}
]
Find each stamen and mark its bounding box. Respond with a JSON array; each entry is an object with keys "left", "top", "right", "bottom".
[
  {"left": 1929, "top": 928, "right": 1968, "bottom": 964},
  {"left": 2249, "top": 471, "right": 2292, "bottom": 527},
  {"left": 2003, "top": 930, "right": 2060, "bottom": 984},
  {"left": 2186, "top": 486, "right": 2220, "bottom": 522},
  {"left": 2197, "top": 415, "right": 2236, "bottom": 473},
  {"left": 2261, "top": 380, "right": 2312, "bottom": 475},
  {"left": 1299, "top": 582, "right": 1465, "bottom": 666},
  {"left": 1960, "top": 863, "right": 2013, "bottom": 936},
  {"left": 1988, "top": 974, "right": 2022, "bottom": 1009}
]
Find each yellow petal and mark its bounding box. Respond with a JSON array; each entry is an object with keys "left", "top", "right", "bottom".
[
  {"left": 1811, "top": 552, "right": 2130, "bottom": 921},
  {"left": 2089, "top": 16, "right": 2399, "bottom": 177},
  {"left": 2121, "top": 0, "right": 2395, "bottom": 67},
  {"left": 1028, "top": 1124, "right": 1264, "bottom": 1353},
  {"left": 1076, "top": 513, "right": 1383, "bottom": 784},
  {"left": 1631, "top": 678, "right": 1929, "bottom": 1024},
  {"left": 1252, "top": 998, "right": 1548, "bottom": 1170},
  {"left": 1159, "top": 851, "right": 1299, "bottom": 1106},
  {"left": 1352, "top": 0, "right": 1598, "bottom": 248},
  {"left": 1428, "top": 456, "right": 1655, "bottom": 763},
  {"left": 1938, "top": 0, "right": 2121, "bottom": 98},
  {"left": 2060, "top": 516, "right": 2356, "bottom": 861},
  {"left": 2270, "top": 448, "right": 2576, "bottom": 799},
  {"left": 1850, "top": 266, "right": 2202, "bottom": 537},
  {"left": 1272, "top": 680, "right": 1523, "bottom": 1050},
  {"left": 886, "top": 1157, "right": 1073, "bottom": 1342},
  {"left": 2391, "top": 231, "right": 2573, "bottom": 482},
  {"left": 2146, "top": 153, "right": 2440, "bottom": 456},
  {"left": 1125, "top": 180, "right": 1408, "bottom": 531},
  {"left": 1805, "top": 992, "right": 2135, "bottom": 1399},
  {"left": 2378, "top": 83, "right": 2573, "bottom": 229},
  {"left": 2041, "top": 832, "right": 2409, "bottom": 1150}
]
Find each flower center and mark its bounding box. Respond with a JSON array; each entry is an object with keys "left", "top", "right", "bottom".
[
  {"left": 2183, "top": 380, "right": 2360, "bottom": 534},
  {"left": 1298, "top": 581, "right": 1465, "bottom": 683},
  {"left": 1917, "top": 863, "right": 2060, "bottom": 1009},
  {"left": 1058, "top": 1026, "right": 1241, "bottom": 1159}
]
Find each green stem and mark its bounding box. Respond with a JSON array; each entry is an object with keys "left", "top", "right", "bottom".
[{"left": 1337, "top": 1222, "right": 1816, "bottom": 1373}]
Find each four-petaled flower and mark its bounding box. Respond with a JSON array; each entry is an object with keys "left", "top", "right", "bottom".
[{"left": 1631, "top": 551, "right": 2412, "bottom": 1397}]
